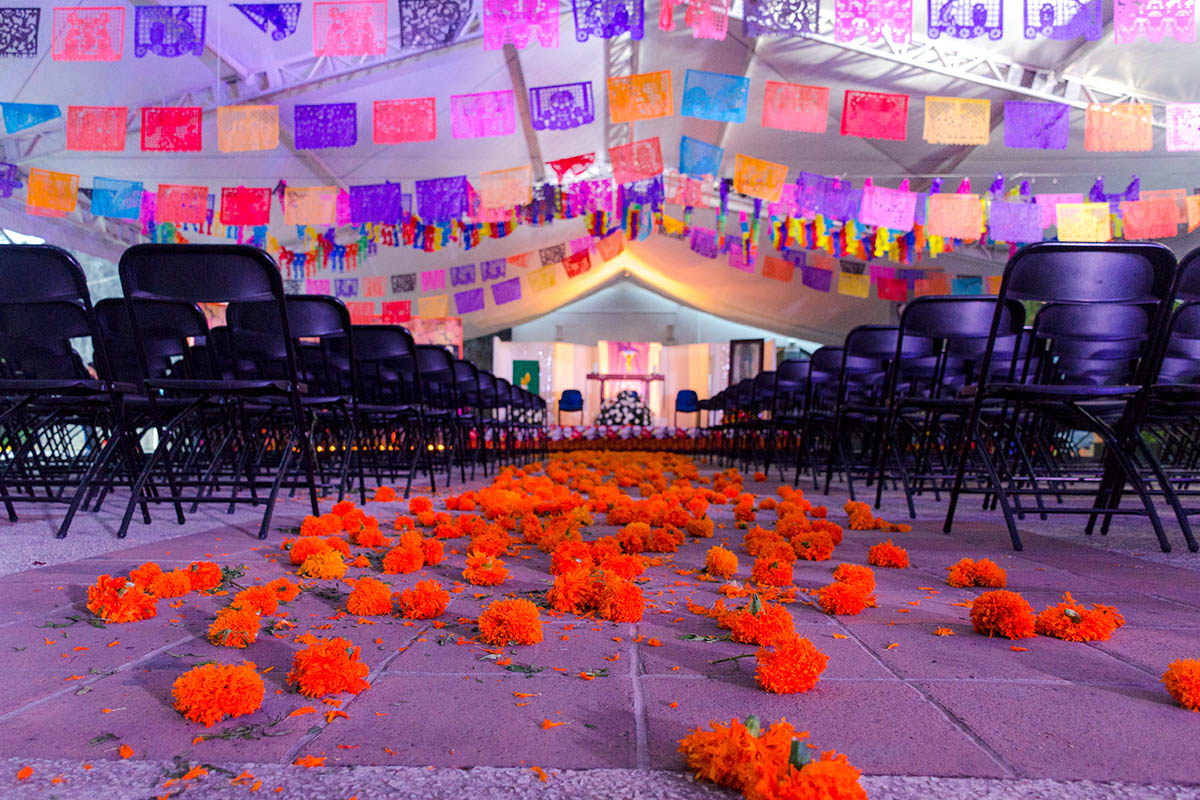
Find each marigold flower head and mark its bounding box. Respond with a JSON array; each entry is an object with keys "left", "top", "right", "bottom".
[
  {"left": 831, "top": 563, "right": 875, "bottom": 595},
  {"left": 129, "top": 562, "right": 163, "bottom": 589},
  {"left": 324, "top": 536, "right": 351, "bottom": 557},
  {"left": 395, "top": 579, "right": 450, "bottom": 619},
  {"left": 408, "top": 496, "right": 433, "bottom": 515},
  {"left": 811, "top": 519, "right": 843, "bottom": 545},
  {"left": 172, "top": 662, "right": 264, "bottom": 728},
  {"left": 381, "top": 545, "right": 424, "bottom": 575},
  {"left": 751, "top": 558, "right": 794, "bottom": 588},
  {"left": 231, "top": 585, "right": 278, "bottom": 616},
  {"left": 331, "top": 500, "right": 356, "bottom": 516},
  {"left": 601, "top": 553, "right": 646, "bottom": 580},
  {"left": 351, "top": 526, "right": 389, "bottom": 548},
  {"left": 463, "top": 551, "right": 509, "bottom": 586},
  {"left": 1034, "top": 592, "right": 1124, "bottom": 642},
  {"left": 289, "top": 536, "right": 333, "bottom": 566},
  {"left": 477, "top": 598, "right": 543, "bottom": 646},
  {"left": 729, "top": 601, "right": 795, "bottom": 646},
  {"left": 705, "top": 546, "right": 739, "bottom": 579},
  {"left": 550, "top": 540, "right": 596, "bottom": 576},
  {"left": 1162, "top": 659, "right": 1200, "bottom": 711},
  {"left": 87, "top": 575, "right": 158, "bottom": 623},
  {"left": 208, "top": 607, "right": 261, "bottom": 648},
  {"left": 373, "top": 486, "right": 397, "bottom": 502},
  {"left": 947, "top": 557, "right": 1007, "bottom": 589},
  {"left": 817, "top": 581, "right": 871, "bottom": 616},
  {"left": 597, "top": 576, "right": 645, "bottom": 623},
  {"left": 346, "top": 577, "right": 393, "bottom": 616},
  {"left": 970, "top": 590, "right": 1036, "bottom": 640},
  {"left": 790, "top": 529, "right": 835, "bottom": 562},
  {"left": 266, "top": 577, "right": 301, "bottom": 603},
  {"left": 753, "top": 750, "right": 867, "bottom": 800},
  {"left": 645, "top": 528, "right": 682, "bottom": 553},
  {"left": 755, "top": 633, "right": 828, "bottom": 694},
  {"left": 149, "top": 569, "right": 193, "bottom": 599},
  {"left": 548, "top": 566, "right": 601, "bottom": 614},
  {"left": 298, "top": 550, "right": 347, "bottom": 581},
  {"left": 682, "top": 516, "right": 714, "bottom": 538},
  {"left": 867, "top": 540, "right": 909, "bottom": 569},
  {"left": 421, "top": 538, "right": 445, "bottom": 566},
  {"left": 619, "top": 522, "right": 651, "bottom": 553},
  {"left": 678, "top": 716, "right": 800, "bottom": 793},
  {"left": 288, "top": 637, "right": 370, "bottom": 698},
  {"left": 186, "top": 562, "right": 223, "bottom": 593}
]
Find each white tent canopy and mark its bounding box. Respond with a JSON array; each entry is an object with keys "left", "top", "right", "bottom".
[{"left": 3, "top": 1, "right": 1200, "bottom": 342}]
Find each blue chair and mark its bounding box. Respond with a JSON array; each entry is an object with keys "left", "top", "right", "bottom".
[
  {"left": 674, "top": 389, "right": 699, "bottom": 428},
  {"left": 558, "top": 389, "right": 583, "bottom": 424}
]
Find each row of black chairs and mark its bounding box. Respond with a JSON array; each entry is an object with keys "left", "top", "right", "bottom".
[
  {"left": 698, "top": 242, "right": 1200, "bottom": 554},
  {"left": 0, "top": 244, "right": 546, "bottom": 540}
]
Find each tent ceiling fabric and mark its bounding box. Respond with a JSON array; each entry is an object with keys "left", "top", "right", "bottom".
[{"left": 2, "top": 2, "right": 1198, "bottom": 340}]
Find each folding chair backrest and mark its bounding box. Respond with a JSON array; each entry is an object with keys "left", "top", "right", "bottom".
[
  {"left": 453, "top": 359, "right": 482, "bottom": 407},
  {"left": 118, "top": 244, "right": 297, "bottom": 389},
  {"left": 897, "top": 296, "right": 1026, "bottom": 392},
  {"left": 416, "top": 345, "right": 456, "bottom": 409},
  {"left": 95, "top": 297, "right": 211, "bottom": 382},
  {"left": 348, "top": 325, "right": 420, "bottom": 406},
  {"left": 228, "top": 295, "right": 353, "bottom": 394},
  {"left": 0, "top": 245, "right": 107, "bottom": 381}
]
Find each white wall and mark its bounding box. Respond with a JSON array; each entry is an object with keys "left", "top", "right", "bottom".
[{"left": 510, "top": 281, "right": 821, "bottom": 352}]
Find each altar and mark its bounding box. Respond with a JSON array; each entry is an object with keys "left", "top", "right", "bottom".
[{"left": 590, "top": 340, "right": 664, "bottom": 421}]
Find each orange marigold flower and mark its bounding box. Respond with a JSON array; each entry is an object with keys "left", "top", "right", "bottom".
[
  {"left": 346, "top": 577, "right": 393, "bottom": 616},
  {"left": 324, "top": 536, "right": 351, "bottom": 557},
  {"left": 817, "top": 581, "right": 870, "bottom": 616},
  {"left": 947, "top": 557, "right": 1007, "bottom": 589},
  {"left": 129, "top": 562, "right": 163, "bottom": 588},
  {"left": 755, "top": 633, "right": 828, "bottom": 694},
  {"left": 685, "top": 517, "right": 715, "bottom": 538},
  {"left": 705, "top": 545, "right": 739, "bottom": 579},
  {"left": 266, "top": 577, "right": 301, "bottom": 603},
  {"left": 550, "top": 540, "right": 595, "bottom": 576},
  {"left": 477, "top": 598, "right": 543, "bottom": 646},
  {"left": 184, "top": 561, "right": 222, "bottom": 594},
  {"left": 381, "top": 545, "right": 424, "bottom": 575},
  {"left": 172, "top": 662, "right": 264, "bottom": 728},
  {"left": 1034, "top": 592, "right": 1124, "bottom": 642},
  {"left": 751, "top": 558, "right": 793, "bottom": 587},
  {"left": 288, "top": 637, "right": 370, "bottom": 698},
  {"left": 548, "top": 567, "right": 601, "bottom": 614},
  {"left": 597, "top": 577, "right": 645, "bottom": 623},
  {"left": 373, "top": 486, "right": 397, "bottom": 502},
  {"left": 395, "top": 580, "right": 450, "bottom": 619},
  {"left": 645, "top": 528, "right": 682, "bottom": 554},
  {"left": 148, "top": 569, "right": 193, "bottom": 599},
  {"left": 678, "top": 716, "right": 800, "bottom": 793},
  {"left": 790, "top": 528, "right": 835, "bottom": 561},
  {"left": 208, "top": 607, "right": 261, "bottom": 648},
  {"left": 970, "top": 590, "right": 1036, "bottom": 640},
  {"left": 300, "top": 514, "right": 342, "bottom": 538},
  {"left": 598, "top": 553, "right": 645, "bottom": 580},
  {"left": 729, "top": 601, "right": 795, "bottom": 646},
  {"left": 298, "top": 551, "right": 347, "bottom": 581},
  {"left": 331, "top": 500, "right": 356, "bottom": 516},
  {"left": 231, "top": 585, "right": 279, "bottom": 616},
  {"left": 1162, "top": 659, "right": 1200, "bottom": 711},
  {"left": 289, "top": 536, "right": 333, "bottom": 566},
  {"left": 408, "top": 496, "right": 433, "bottom": 515},
  {"left": 759, "top": 496, "right": 778, "bottom": 511},
  {"left": 811, "top": 519, "right": 843, "bottom": 545},
  {"left": 86, "top": 575, "right": 158, "bottom": 623},
  {"left": 753, "top": 750, "right": 867, "bottom": 800},
  {"left": 351, "top": 526, "right": 389, "bottom": 548},
  {"left": 867, "top": 540, "right": 909, "bottom": 569},
  {"left": 393, "top": 514, "right": 415, "bottom": 531},
  {"left": 463, "top": 551, "right": 509, "bottom": 586},
  {"left": 618, "top": 521, "right": 651, "bottom": 553},
  {"left": 831, "top": 563, "right": 875, "bottom": 595},
  {"left": 421, "top": 538, "right": 445, "bottom": 566}
]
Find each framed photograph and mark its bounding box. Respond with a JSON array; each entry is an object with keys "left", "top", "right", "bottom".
[{"left": 729, "top": 338, "right": 764, "bottom": 385}]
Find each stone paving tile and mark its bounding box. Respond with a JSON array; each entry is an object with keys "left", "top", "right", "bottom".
[{"left": 917, "top": 681, "right": 1200, "bottom": 783}]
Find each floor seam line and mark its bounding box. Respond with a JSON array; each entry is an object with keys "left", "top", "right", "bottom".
[{"left": 629, "top": 625, "right": 650, "bottom": 771}]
